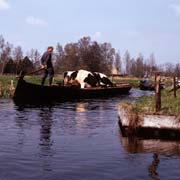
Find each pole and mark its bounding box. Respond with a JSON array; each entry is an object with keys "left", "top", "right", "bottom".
[
  {"left": 173, "top": 76, "right": 176, "bottom": 98},
  {"left": 0, "top": 81, "right": 2, "bottom": 97},
  {"left": 17, "top": 67, "right": 45, "bottom": 79},
  {"left": 155, "top": 72, "right": 161, "bottom": 112}
]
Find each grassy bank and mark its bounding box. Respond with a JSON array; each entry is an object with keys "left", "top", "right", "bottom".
[{"left": 130, "top": 89, "right": 180, "bottom": 116}]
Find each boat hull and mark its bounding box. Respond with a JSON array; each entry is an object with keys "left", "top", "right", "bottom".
[{"left": 13, "top": 79, "right": 131, "bottom": 104}]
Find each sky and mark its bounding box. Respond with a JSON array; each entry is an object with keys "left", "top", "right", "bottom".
[{"left": 0, "top": 0, "right": 180, "bottom": 64}]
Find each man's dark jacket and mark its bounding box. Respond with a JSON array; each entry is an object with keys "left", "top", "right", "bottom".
[{"left": 41, "top": 51, "right": 53, "bottom": 68}]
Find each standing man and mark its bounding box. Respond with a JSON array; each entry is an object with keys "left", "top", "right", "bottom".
[{"left": 41, "top": 46, "right": 54, "bottom": 86}]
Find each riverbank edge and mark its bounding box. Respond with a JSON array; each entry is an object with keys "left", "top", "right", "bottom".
[{"left": 118, "top": 102, "right": 180, "bottom": 139}]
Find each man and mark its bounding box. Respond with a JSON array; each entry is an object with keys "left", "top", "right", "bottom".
[{"left": 41, "top": 46, "right": 54, "bottom": 86}]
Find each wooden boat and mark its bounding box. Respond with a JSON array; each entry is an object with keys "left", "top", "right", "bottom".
[
  {"left": 139, "top": 80, "right": 164, "bottom": 91},
  {"left": 13, "top": 78, "right": 131, "bottom": 104},
  {"left": 139, "top": 80, "right": 155, "bottom": 91}
]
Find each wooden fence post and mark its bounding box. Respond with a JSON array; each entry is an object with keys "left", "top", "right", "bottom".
[
  {"left": 173, "top": 76, "right": 176, "bottom": 98},
  {"left": 155, "top": 72, "right": 161, "bottom": 112},
  {"left": 0, "top": 81, "right": 2, "bottom": 97},
  {"left": 10, "top": 80, "right": 15, "bottom": 97}
]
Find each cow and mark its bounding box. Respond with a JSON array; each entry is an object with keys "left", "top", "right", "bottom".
[
  {"left": 63, "top": 70, "right": 113, "bottom": 88},
  {"left": 63, "top": 71, "right": 75, "bottom": 85},
  {"left": 63, "top": 70, "right": 99, "bottom": 88},
  {"left": 93, "top": 72, "right": 114, "bottom": 87}
]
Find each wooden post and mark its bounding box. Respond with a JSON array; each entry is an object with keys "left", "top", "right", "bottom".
[
  {"left": 10, "top": 80, "right": 15, "bottom": 97},
  {"left": 0, "top": 81, "right": 2, "bottom": 97},
  {"left": 173, "top": 76, "right": 176, "bottom": 98},
  {"left": 155, "top": 72, "right": 161, "bottom": 112}
]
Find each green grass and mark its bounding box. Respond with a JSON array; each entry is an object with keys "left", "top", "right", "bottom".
[
  {"left": 110, "top": 77, "right": 140, "bottom": 88},
  {"left": 133, "top": 89, "right": 180, "bottom": 116},
  {"left": 0, "top": 75, "right": 18, "bottom": 98}
]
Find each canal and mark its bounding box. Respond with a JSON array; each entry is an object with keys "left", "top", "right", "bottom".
[{"left": 0, "top": 89, "right": 179, "bottom": 180}]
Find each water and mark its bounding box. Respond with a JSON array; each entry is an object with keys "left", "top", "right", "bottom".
[{"left": 0, "top": 89, "right": 180, "bottom": 180}]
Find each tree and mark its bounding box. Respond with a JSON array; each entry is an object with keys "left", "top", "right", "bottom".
[
  {"left": 18, "top": 56, "right": 34, "bottom": 73},
  {"left": 78, "top": 36, "right": 92, "bottom": 70},
  {"left": 148, "top": 53, "right": 157, "bottom": 75},
  {"left": 3, "top": 58, "right": 15, "bottom": 74},
  {"left": 135, "top": 53, "right": 144, "bottom": 77},
  {"left": 13, "top": 46, "right": 23, "bottom": 73},
  {"left": 27, "top": 49, "right": 41, "bottom": 70},
  {"left": 0, "top": 35, "right": 5, "bottom": 50},
  {"left": 13, "top": 46, "right": 23, "bottom": 62},
  {"left": 100, "top": 42, "right": 115, "bottom": 74},
  {"left": 164, "top": 63, "right": 174, "bottom": 76},
  {"left": 124, "top": 50, "right": 131, "bottom": 75},
  {"left": 0, "top": 37, "right": 13, "bottom": 74},
  {"left": 114, "top": 51, "right": 121, "bottom": 74},
  {"left": 86, "top": 41, "right": 102, "bottom": 72},
  {"left": 175, "top": 63, "right": 180, "bottom": 77},
  {"left": 63, "top": 43, "right": 79, "bottom": 71},
  {"left": 54, "top": 43, "right": 64, "bottom": 73}
]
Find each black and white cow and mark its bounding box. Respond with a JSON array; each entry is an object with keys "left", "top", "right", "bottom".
[
  {"left": 93, "top": 72, "right": 113, "bottom": 87},
  {"left": 63, "top": 69, "right": 113, "bottom": 88},
  {"left": 63, "top": 70, "right": 98, "bottom": 88},
  {"left": 63, "top": 71, "right": 75, "bottom": 85}
]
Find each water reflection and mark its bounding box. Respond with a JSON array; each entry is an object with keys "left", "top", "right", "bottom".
[
  {"left": 15, "top": 106, "right": 54, "bottom": 172},
  {"left": 38, "top": 107, "right": 54, "bottom": 171},
  {"left": 119, "top": 134, "right": 180, "bottom": 156},
  {"left": 119, "top": 133, "right": 180, "bottom": 180},
  {"left": 148, "top": 153, "right": 160, "bottom": 180},
  {"left": 39, "top": 107, "right": 53, "bottom": 148},
  {"left": 75, "top": 102, "right": 88, "bottom": 112},
  {"left": 15, "top": 109, "right": 30, "bottom": 146}
]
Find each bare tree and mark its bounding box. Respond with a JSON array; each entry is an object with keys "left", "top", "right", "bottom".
[
  {"left": 148, "top": 53, "right": 157, "bottom": 75},
  {"left": 114, "top": 51, "right": 121, "bottom": 74},
  {"left": 13, "top": 46, "right": 23, "bottom": 73},
  {"left": 164, "top": 63, "right": 174, "bottom": 76},
  {"left": 27, "top": 48, "right": 41, "bottom": 70},
  {"left": 0, "top": 38, "right": 13, "bottom": 74},
  {"left": 54, "top": 43, "right": 64, "bottom": 73},
  {"left": 135, "top": 53, "right": 144, "bottom": 77},
  {"left": 100, "top": 42, "right": 115, "bottom": 74},
  {"left": 175, "top": 63, "right": 180, "bottom": 77},
  {"left": 124, "top": 50, "right": 131, "bottom": 75}
]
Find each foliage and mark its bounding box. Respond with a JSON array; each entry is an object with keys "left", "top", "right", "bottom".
[
  {"left": 0, "top": 34, "right": 180, "bottom": 78},
  {"left": 3, "top": 56, "right": 33, "bottom": 74}
]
